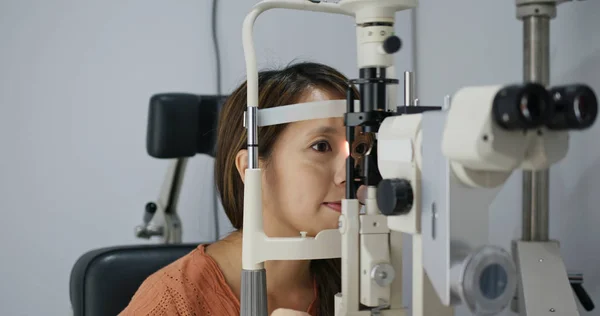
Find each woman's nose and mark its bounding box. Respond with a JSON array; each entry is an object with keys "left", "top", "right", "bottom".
[{"left": 334, "top": 151, "right": 347, "bottom": 186}]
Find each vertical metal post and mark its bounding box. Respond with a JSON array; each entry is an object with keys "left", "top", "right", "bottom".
[
  {"left": 520, "top": 9, "right": 553, "bottom": 242},
  {"left": 404, "top": 71, "right": 415, "bottom": 106},
  {"left": 513, "top": 4, "right": 584, "bottom": 316}
]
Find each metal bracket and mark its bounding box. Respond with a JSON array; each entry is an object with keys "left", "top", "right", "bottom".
[
  {"left": 512, "top": 240, "right": 579, "bottom": 315},
  {"left": 516, "top": 0, "right": 558, "bottom": 19},
  {"left": 370, "top": 299, "right": 390, "bottom": 316},
  {"left": 516, "top": 0, "right": 586, "bottom": 19},
  {"left": 135, "top": 158, "right": 186, "bottom": 244}
]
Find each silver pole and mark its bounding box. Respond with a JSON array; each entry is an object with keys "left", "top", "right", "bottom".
[
  {"left": 521, "top": 12, "right": 552, "bottom": 241},
  {"left": 404, "top": 71, "right": 415, "bottom": 106}
]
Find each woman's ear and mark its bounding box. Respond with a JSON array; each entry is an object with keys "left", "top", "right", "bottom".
[{"left": 235, "top": 149, "right": 249, "bottom": 183}]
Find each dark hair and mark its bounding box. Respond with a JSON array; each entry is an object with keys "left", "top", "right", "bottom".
[{"left": 214, "top": 61, "right": 359, "bottom": 315}]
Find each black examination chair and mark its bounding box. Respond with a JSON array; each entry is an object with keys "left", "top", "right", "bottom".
[{"left": 69, "top": 93, "right": 226, "bottom": 316}]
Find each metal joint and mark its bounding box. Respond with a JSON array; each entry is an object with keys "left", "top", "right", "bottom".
[
  {"left": 370, "top": 299, "right": 391, "bottom": 316},
  {"left": 371, "top": 263, "right": 395, "bottom": 287},
  {"left": 516, "top": 1, "right": 557, "bottom": 19}
]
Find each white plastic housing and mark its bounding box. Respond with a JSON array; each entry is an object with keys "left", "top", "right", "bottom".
[
  {"left": 378, "top": 114, "right": 422, "bottom": 234},
  {"left": 442, "top": 85, "right": 569, "bottom": 185},
  {"left": 359, "top": 213, "right": 392, "bottom": 306},
  {"left": 336, "top": 199, "right": 362, "bottom": 315},
  {"left": 241, "top": 169, "right": 341, "bottom": 270},
  {"left": 442, "top": 85, "right": 529, "bottom": 172},
  {"left": 520, "top": 128, "right": 569, "bottom": 169},
  {"left": 376, "top": 114, "right": 454, "bottom": 316},
  {"left": 339, "top": 0, "right": 417, "bottom": 69},
  {"left": 355, "top": 24, "right": 394, "bottom": 68},
  {"left": 339, "top": 0, "right": 417, "bottom": 23}
]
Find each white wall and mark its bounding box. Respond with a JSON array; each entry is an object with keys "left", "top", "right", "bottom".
[
  {"left": 0, "top": 1, "right": 412, "bottom": 315},
  {"left": 415, "top": 0, "right": 600, "bottom": 315}
]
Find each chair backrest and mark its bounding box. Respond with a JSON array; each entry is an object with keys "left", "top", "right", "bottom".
[{"left": 69, "top": 244, "right": 198, "bottom": 316}]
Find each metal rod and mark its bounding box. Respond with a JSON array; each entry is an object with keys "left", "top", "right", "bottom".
[
  {"left": 404, "top": 71, "right": 415, "bottom": 106},
  {"left": 166, "top": 158, "right": 188, "bottom": 213},
  {"left": 522, "top": 15, "right": 551, "bottom": 241},
  {"left": 247, "top": 107, "right": 259, "bottom": 169}
]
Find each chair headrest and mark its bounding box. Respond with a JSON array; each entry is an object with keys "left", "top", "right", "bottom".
[{"left": 146, "top": 93, "right": 227, "bottom": 158}]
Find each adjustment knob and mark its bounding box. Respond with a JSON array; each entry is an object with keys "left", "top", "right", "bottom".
[
  {"left": 376, "top": 179, "right": 413, "bottom": 215},
  {"left": 382, "top": 35, "right": 402, "bottom": 54},
  {"left": 143, "top": 202, "right": 158, "bottom": 223},
  {"left": 145, "top": 202, "right": 157, "bottom": 214}
]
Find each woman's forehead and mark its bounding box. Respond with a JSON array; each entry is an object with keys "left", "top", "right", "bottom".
[{"left": 288, "top": 117, "right": 345, "bottom": 137}]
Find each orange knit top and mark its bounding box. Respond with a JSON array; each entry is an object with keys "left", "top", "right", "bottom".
[{"left": 118, "top": 244, "right": 319, "bottom": 316}]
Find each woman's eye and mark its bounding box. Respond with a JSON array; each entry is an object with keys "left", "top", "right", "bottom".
[{"left": 311, "top": 141, "right": 332, "bottom": 152}]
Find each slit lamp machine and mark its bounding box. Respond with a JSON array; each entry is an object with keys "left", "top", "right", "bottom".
[
  {"left": 136, "top": 0, "right": 598, "bottom": 315},
  {"left": 239, "top": 0, "right": 598, "bottom": 315}
]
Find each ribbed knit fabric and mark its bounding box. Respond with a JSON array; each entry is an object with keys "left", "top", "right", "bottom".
[{"left": 119, "top": 244, "right": 318, "bottom": 316}]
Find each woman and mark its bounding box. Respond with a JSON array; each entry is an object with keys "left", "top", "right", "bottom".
[{"left": 119, "top": 61, "right": 363, "bottom": 316}]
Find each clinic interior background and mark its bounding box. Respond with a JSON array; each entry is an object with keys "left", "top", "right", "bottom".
[{"left": 1, "top": 1, "right": 598, "bottom": 315}]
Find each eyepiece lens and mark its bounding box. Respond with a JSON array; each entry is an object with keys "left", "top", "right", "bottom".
[
  {"left": 520, "top": 93, "right": 543, "bottom": 122},
  {"left": 493, "top": 83, "right": 549, "bottom": 130},
  {"left": 574, "top": 94, "right": 589, "bottom": 123},
  {"left": 547, "top": 85, "right": 598, "bottom": 130}
]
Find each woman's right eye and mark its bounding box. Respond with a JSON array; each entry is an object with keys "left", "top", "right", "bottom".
[{"left": 311, "top": 141, "right": 332, "bottom": 153}]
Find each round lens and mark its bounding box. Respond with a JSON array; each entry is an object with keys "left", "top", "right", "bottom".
[
  {"left": 492, "top": 83, "right": 550, "bottom": 130},
  {"left": 479, "top": 264, "right": 508, "bottom": 300},
  {"left": 520, "top": 93, "right": 543, "bottom": 123},
  {"left": 574, "top": 94, "right": 589, "bottom": 123},
  {"left": 355, "top": 143, "right": 367, "bottom": 155}
]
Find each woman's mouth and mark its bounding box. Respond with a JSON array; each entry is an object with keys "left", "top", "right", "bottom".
[{"left": 323, "top": 202, "right": 342, "bottom": 212}]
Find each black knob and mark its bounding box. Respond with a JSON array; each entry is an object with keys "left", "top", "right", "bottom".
[
  {"left": 382, "top": 35, "right": 402, "bottom": 54},
  {"left": 145, "top": 202, "right": 157, "bottom": 214},
  {"left": 143, "top": 202, "right": 157, "bottom": 223},
  {"left": 377, "top": 179, "right": 413, "bottom": 216}
]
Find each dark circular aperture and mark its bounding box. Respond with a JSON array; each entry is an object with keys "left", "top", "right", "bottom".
[
  {"left": 574, "top": 93, "right": 594, "bottom": 124},
  {"left": 519, "top": 92, "right": 543, "bottom": 122},
  {"left": 479, "top": 264, "right": 508, "bottom": 300},
  {"left": 492, "top": 83, "right": 550, "bottom": 130},
  {"left": 355, "top": 143, "right": 367, "bottom": 155},
  {"left": 547, "top": 84, "right": 598, "bottom": 130}
]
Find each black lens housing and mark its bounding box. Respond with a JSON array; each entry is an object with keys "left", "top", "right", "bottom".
[
  {"left": 546, "top": 84, "right": 598, "bottom": 130},
  {"left": 492, "top": 83, "right": 550, "bottom": 130}
]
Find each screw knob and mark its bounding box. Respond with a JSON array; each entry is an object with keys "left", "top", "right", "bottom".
[
  {"left": 382, "top": 35, "right": 402, "bottom": 54},
  {"left": 377, "top": 179, "right": 413, "bottom": 215}
]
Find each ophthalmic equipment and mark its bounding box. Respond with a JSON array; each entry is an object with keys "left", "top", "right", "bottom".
[{"left": 237, "top": 0, "right": 598, "bottom": 315}]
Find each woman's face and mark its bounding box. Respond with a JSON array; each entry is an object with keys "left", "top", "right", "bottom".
[{"left": 261, "top": 88, "right": 348, "bottom": 237}]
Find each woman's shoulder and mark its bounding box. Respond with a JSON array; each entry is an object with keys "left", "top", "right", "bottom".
[{"left": 119, "top": 244, "right": 240, "bottom": 316}]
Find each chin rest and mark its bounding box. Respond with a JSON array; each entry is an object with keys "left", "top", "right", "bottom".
[{"left": 69, "top": 243, "right": 199, "bottom": 316}]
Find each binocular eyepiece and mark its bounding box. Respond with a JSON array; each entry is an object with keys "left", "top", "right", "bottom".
[{"left": 492, "top": 83, "right": 598, "bottom": 131}]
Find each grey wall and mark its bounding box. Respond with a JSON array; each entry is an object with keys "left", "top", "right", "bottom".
[
  {"left": 0, "top": 1, "right": 412, "bottom": 315},
  {"left": 415, "top": 0, "right": 600, "bottom": 315},
  {"left": 6, "top": 0, "right": 597, "bottom": 315}
]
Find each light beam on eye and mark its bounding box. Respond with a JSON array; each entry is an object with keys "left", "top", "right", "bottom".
[{"left": 345, "top": 141, "right": 350, "bottom": 157}]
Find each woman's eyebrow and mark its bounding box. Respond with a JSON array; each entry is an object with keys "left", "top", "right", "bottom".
[{"left": 306, "top": 126, "right": 339, "bottom": 137}]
